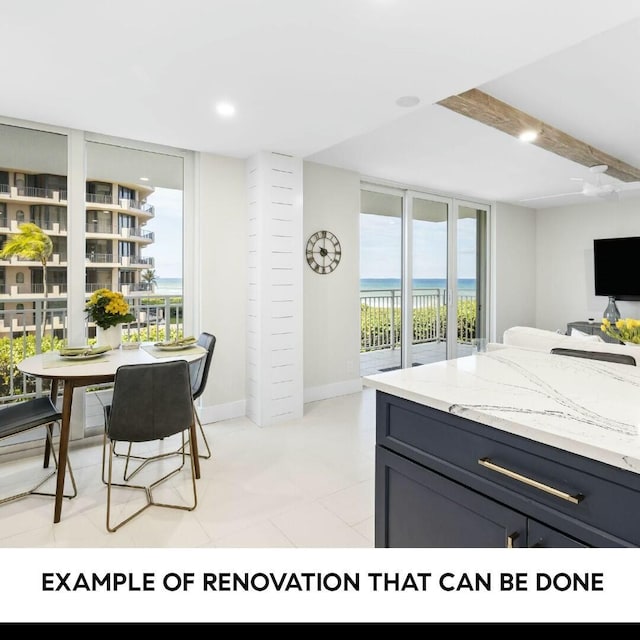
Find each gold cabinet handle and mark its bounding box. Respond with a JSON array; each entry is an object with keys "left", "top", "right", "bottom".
[
  {"left": 478, "top": 457, "right": 584, "bottom": 504},
  {"left": 507, "top": 531, "right": 519, "bottom": 548}
]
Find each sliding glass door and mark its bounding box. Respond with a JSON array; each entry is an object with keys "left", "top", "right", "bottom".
[
  {"left": 456, "top": 202, "right": 490, "bottom": 357},
  {"left": 360, "top": 184, "right": 490, "bottom": 376},
  {"left": 408, "top": 194, "right": 449, "bottom": 367},
  {"left": 360, "top": 187, "right": 403, "bottom": 374}
]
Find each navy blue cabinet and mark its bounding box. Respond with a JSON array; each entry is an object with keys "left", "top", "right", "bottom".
[
  {"left": 377, "top": 446, "right": 526, "bottom": 547},
  {"left": 375, "top": 391, "right": 640, "bottom": 548}
]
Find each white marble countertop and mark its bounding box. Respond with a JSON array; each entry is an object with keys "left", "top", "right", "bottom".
[{"left": 363, "top": 346, "right": 640, "bottom": 474}]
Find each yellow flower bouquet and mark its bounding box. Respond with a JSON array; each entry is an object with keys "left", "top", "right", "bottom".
[
  {"left": 600, "top": 317, "right": 640, "bottom": 344},
  {"left": 85, "top": 288, "right": 136, "bottom": 329}
]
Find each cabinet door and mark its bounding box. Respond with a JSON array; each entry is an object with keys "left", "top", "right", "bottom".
[
  {"left": 528, "top": 520, "right": 588, "bottom": 548},
  {"left": 376, "top": 446, "right": 526, "bottom": 548}
]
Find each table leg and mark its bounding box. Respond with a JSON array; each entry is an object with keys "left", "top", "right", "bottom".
[
  {"left": 53, "top": 381, "right": 74, "bottom": 523},
  {"left": 43, "top": 379, "right": 59, "bottom": 469}
]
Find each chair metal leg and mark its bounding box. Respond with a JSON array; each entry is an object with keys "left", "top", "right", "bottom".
[
  {"left": 102, "top": 433, "right": 187, "bottom": 483},
  {"left": 173, "top": 404, "right": 211, "bottom": 459},
  {"left": 194, "top": 408, "right": 212, "bottom": 459},
  {"left": 105, "top": 428, "right": 197, "bottom": 533},
  {"left": 112, "top": 403, "right": 212, "bottom": 479},
  {"left": 121, "top": 432, "right": 187, "bottom": 481},
  {"left": 0, "top": 421, "right": 77, "bottom": 506}
]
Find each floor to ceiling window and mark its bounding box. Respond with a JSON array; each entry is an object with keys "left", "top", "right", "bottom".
[
  {"left": 409, "top": 193, "right": 449, "bottom": 367},
  {"left": 83, "top": 139, "right": 185, "bottom": 434},
  {"left": 0, "top": 123, "right": 68, "bottom": 386},
  {"left": 85, "top": 140, "right": 184, "bottom": 301},
  {"left": 360, "top": 187, "right": 403, "bottom": 373},
  {"left": 360, "top": 182, "right": 490, "bottom": 377},
  {"left": 0, "top": 122, "right": 68, "bottom": 447}
]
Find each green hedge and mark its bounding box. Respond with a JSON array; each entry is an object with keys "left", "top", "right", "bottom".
[{"left": 361, "top": 299, "right": 477, "bottom": 352}]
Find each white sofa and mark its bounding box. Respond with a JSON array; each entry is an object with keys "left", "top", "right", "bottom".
[{"left": 499, "top": 325, "right": 640, "bottom": 365}]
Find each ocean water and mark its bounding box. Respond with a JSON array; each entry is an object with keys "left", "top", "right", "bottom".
[
  {"left": 155, "top": 277, "right": 183, "bottom": 295},
  {"left": 155, "top": 277, "right": 476, "bottom": 295},
  {"left": 360, "top": 278, "right": 476, "bottom": 293}
]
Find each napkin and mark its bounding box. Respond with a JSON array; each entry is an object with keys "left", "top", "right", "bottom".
[
  {"left": 154, "top": 336, "right": 197, "bottom": 347},
  {"left": 59, "top": 345, "right": 112, "bottom": 356}
]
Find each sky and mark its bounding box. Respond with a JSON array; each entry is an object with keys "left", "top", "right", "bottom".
[
  {"left": 143, "top": 187, "right": 183, "bottom": 279},
  {"left": 360, "top": 214, "right": 478, "bottom": 280},
  {"left": 139, "top": 192, "right": 479, "bottom": 283}
]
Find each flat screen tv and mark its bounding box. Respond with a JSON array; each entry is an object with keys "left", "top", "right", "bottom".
[{"left": 594, "top": 236, "right": 640, "bottom": 300}]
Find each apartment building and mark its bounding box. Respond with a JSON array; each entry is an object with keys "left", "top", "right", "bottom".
[{"left": 0, "top": 169, "right": 155, "bottom": 332}]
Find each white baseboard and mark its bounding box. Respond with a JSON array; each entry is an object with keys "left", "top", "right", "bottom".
[
  {"left": 303, "top": 378, "right": 363, "bottom": 404},
  {"left": 197, "top": 399, "right": 247, "bottom": 424},
  {"left": 197, "top": 381, "right": 363, "bottom": 425}
]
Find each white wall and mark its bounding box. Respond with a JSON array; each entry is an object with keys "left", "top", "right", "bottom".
[
  {"left": 196, "top": 152, "right": 248, "bottom": 423},
  {"left": 535, "top": 197, "right": 640, "bottom": 331},
  {"left": 494, "top": 202, "right": 537, "bottom": 339},
  {"left": 303, "top": 162, "right": 362, "bottom": 402},
  {"left": 196, "top": 156, "right": 362, "bottom": 419}
]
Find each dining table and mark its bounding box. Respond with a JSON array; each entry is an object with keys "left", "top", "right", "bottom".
[{"left": 17, "top": 341, "right": 208, "bottom": 523}]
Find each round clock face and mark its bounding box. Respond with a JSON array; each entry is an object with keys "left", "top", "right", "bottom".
[{"left": 306, "top": 230, "right": 341, "bottom": 274}]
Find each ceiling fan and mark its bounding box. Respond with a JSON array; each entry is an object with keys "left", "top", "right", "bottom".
[{"left": 520, "top": 165, "right": 640, "bottom": 204}]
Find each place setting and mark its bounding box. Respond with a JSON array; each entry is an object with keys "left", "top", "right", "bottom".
[
  {"left": 43, "top": 344, "right": 113, "bottom": 368},
  {"left": 141, "top": 335, "right": 207, "bottom": 358}
]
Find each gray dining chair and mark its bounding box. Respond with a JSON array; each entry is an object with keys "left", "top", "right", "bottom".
[
  {"left": 114, "top": 332, "right": 216, "bottom": 479},
  {"left": 102, "top": 359, "right": 197, "bottom": 532},
  {"left": 0, "top": 395, "right": 77, "bottom": 506},
  {"left": 188, "top": 332, "right": 216, "bottom": 459}
]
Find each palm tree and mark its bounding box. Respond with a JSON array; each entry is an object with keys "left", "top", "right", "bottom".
[
  {"left": 0, "top": 222, "right": 53, "bottom": 336},
  {"left": 141, "top": 268, "right": 157, "bottom": 292}
]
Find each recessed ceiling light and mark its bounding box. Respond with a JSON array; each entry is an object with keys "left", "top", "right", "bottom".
[
  {"left": 139, "top": 177, "right": 150, "bottom": 182},
  {"left": 396, "top": 95, "right": 420, "bottom": 108},
  {"left": 216, "top": 102, "right": 236, "bottom": 117},
  {"left": 519, "top": 129, "right": 538, "bottom": 143}
]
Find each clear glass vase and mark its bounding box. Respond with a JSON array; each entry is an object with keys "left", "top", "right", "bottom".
[{"left": 603, "top": 296, "right": 620, "bottom": 323}]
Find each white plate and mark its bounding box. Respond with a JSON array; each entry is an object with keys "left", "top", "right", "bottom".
[
  {"left": 154, "top": 343, "right": 196, "bottom": 351},
  {"left": 59, "top": 352, "right": 108, "bottom": 361}
]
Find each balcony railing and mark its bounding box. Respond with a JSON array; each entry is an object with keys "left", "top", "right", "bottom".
[
  {"left": 85, "top": 252, "right": 114, "bottom": 263},
  {"left": 128, "top": 228, "right": 154, "bottom": 240},
  {"left": 86, "top": 283, "right": 111, "bottom": 293},
  {"left": 29, "top": 219, "right": 67, "bottom": 232},
  {"left": 86, "top": 193, "right": 113, "bottom": 205},
  {"left": 360, "top": 288, "right": 477, "bottom": 352},
  {"left": 126, "top": 200, "right": 155, "bottom": 214},
  {"left": 86, "top": 223, "right": 114, "bottom": 234},
  {"left": 0, "top": 295, "right": 184, "bottom": 404},
  {"left": 127, "top": 256, "right": 154, "bottom": 266},
  {"left": 8, "top": 283, "right": 68, "bottom": 295},
  {"left": 0, "top": 184, "right": 9, "bottom": 195},
  {"left": 0, "top": 303, "right": 68, "bottom": 402},
  {"left": 16, "top": 186, "right": 54, "bottom": 199},
  {"left": 124, "top": 282, "right": 152, "bottom": 292}
]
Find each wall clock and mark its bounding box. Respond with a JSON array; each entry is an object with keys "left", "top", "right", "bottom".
[{"left": 306, "top": 230, "right": 341, "bottom": 274}]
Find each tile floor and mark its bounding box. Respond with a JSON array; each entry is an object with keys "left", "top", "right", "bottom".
[{"left": 0, "top": 388, "right": 376, "bottom": 548}]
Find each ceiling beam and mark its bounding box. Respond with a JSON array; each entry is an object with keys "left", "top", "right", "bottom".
[{"left": 437, "top": 88, "right": 640, "bottom": 183}]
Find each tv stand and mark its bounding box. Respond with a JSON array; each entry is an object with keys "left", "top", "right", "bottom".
[{"left": 566, "top": 320, "right": 620, "bottom": 344}]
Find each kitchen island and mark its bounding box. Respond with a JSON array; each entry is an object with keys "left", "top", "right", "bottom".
[{"left": 363, "top": 346, "right": 640, "bottom": 548}]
